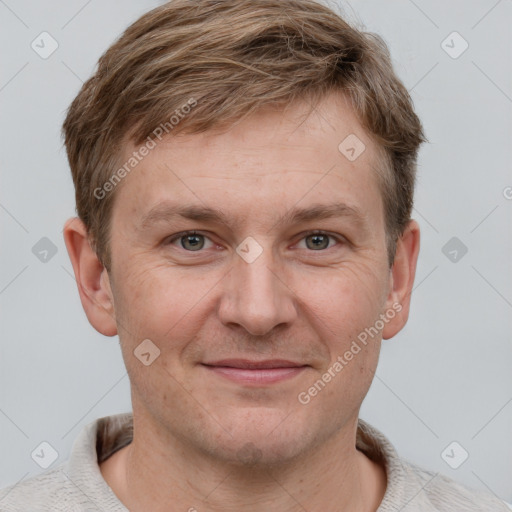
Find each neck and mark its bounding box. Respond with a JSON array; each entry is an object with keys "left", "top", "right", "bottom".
[{"left": 101, "top": 415, "right": 386, "bottom": 512}]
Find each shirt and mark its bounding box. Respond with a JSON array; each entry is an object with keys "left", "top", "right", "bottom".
[{"left": 0, "top": 412, "right": 509, "bottom": 511}]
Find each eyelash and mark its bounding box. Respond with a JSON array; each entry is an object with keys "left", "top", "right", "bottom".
[{"left": 166, "top": 230, "right": 345, "bottom": 252}]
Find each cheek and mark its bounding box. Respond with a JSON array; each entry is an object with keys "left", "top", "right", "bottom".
[
  {"left": 112, "top": 266, "right": 206, "bottom": 413},
  {"left": 293, "top": 262, "right": 388, "bottom": 345},
  {"left": 113, "top": 262, "right": 215, "bottom": 339},
  {"left": 296, "top": 269, "right": 384, "bottom": 412}
]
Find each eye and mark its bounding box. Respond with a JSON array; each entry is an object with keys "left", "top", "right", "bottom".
[
  {"left": 168, "top": 231, "right": 215, "bottom": 251},
  {"left": 296, "top": 231, "right": 342, "bottom": 251},
  {"left": 165, "top": 230, "right": 344, "bottom": 253}
]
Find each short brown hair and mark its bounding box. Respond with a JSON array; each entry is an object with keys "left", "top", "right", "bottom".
[{"left": 63, "top": 0, "right": 426, "bottom": 271}]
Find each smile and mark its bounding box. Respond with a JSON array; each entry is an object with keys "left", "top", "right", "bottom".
[{"left": 201, "top": 359, "right": 309, "bottom": 385}]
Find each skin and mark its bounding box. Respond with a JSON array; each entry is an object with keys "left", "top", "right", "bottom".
[{"left": 64, "top": 92, "right": 420, "bottom": 512}]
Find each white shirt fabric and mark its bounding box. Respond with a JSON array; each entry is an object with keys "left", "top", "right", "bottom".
[{"left": 0, "top": 412, "right": 509, "bottom": 511}]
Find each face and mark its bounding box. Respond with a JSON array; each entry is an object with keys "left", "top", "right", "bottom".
[{"left": 102, "top": 93, "right": 401, "bottom": 465}]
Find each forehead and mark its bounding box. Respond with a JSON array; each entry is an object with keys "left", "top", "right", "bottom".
[{"left": 112, "top": 92, "right": 385, "bottom": 229}]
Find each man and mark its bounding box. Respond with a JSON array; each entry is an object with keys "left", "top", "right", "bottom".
[{"left": 0, "top": 0, "right": 509, "bottom": 510}]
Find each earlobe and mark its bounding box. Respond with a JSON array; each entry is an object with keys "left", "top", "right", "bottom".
[
  {"left": 382, "top": 219, "right": 420, "bottom": 340},
  {"left": 63, "top": 217, "right": 118, "bottom": 337}
]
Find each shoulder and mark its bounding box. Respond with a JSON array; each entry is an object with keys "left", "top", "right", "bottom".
[
  {"left": 396, "top": 457, "right": 511, "bottom": 511},
  {"left": 0, "top": 463, "right": 95, "bottom": 512},
  {"left": 356, "top": 419, "right": 510, "bottom": 512},
  {"left": 0, "top": 413, "right": 132, "bottom": 512}
]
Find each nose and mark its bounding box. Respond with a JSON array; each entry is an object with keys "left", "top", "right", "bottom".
[{"left": 217, "top": 249, "right": 298, "bottom": 336}]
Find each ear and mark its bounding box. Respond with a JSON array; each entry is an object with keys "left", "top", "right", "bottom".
[
  {"left": 382, "top": 219, "right": 420, "bottom": 340},
  {"left": 63, "top": 217, "right": 118, "bottom": 337}
]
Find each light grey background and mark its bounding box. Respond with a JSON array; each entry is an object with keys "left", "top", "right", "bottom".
[{"left": 1, "top": 0, "right": 511, "bottom": 505}]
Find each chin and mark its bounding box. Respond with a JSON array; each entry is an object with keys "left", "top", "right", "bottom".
[
  {"left": 200, "top": 409, "right": 320, "bottom": 468},
  {"left": 211, "top": 435, "right": 308, "bottom": 469}
]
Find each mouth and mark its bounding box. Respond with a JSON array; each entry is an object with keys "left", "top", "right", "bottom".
[{"left": 201, "top": 359, "right": 309, "bottom": 385}]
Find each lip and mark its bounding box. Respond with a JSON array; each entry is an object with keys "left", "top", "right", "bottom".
[
  {"left": 204, "top": 359, "right": 305, "bottom": 369},
  {"left": 201, "top": 359, "right": 309, "bottom": 385}
]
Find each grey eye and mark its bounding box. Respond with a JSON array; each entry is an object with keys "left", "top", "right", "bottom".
[
  {"left": 180, "top": 234, "right": 205, "bottom": 251},
  {"left": 305, "top": 234, "right": 331, "bottom": 250}
]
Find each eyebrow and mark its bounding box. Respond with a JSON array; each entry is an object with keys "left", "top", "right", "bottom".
[{"left": 138, "top": 201, "right": 368, "bottom": 232}]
